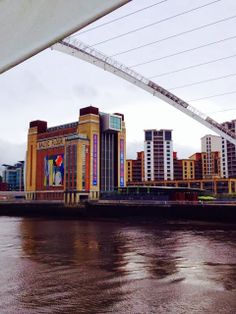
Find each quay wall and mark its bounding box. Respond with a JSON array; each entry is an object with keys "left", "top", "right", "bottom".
[{"left": 0, "top": 201, "right": 236, "bottom": 222}]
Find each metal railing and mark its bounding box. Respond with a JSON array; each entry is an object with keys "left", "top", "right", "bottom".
[
  {"left": 58, "top": 37, "right": 236, "bottom": 144},
  {"left": 61, "top": 37, "right": 150, "bottom": 85}
]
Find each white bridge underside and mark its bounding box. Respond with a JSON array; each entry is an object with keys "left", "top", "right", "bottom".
[
  {"left": 53, "top": 38, "right": 236, "bottom": 146},
  {"left": 0, "top": 0, "right": 129, "bottom": 74}
]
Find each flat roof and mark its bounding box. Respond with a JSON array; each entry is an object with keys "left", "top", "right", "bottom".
[{"left": 119, "top": 186, "right": 204, "bottom": 192}]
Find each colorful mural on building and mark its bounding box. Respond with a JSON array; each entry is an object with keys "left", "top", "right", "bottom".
[{"left": 44, "top": 154, "right": 64, "bottom": 187}]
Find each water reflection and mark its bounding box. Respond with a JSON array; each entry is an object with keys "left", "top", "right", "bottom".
[
  {"left": 0, "top": 217, "right": 235, "bottom": 313},
  {"left": 173, "top": 228, "right": 236, "bottom": 292},
  {"left": 19, "top": 220, "right": 132, "bottom": 313},
  {"left": 20, "top": 220, "right": 182, "bottom": 281}
]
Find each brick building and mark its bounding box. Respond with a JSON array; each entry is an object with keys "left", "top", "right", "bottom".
[
  {"left": 126, "top": 151, "right": 144, "bottom": 183},
  {"left": 25, "top": 106, "right": 126, "bottom": 203}
]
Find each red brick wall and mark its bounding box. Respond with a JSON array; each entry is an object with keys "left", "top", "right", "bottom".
[{"left": 37, "top": 127, "right": 77, "bottom": 140}]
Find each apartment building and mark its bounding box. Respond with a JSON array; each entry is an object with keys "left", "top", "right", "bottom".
[{"left": 144, "top": 129, "right": 173, "bottom": 181}]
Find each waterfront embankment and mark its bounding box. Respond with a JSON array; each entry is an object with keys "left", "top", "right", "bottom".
[{"left": 0, "top": 200, "right": 236, "bottom": 222}]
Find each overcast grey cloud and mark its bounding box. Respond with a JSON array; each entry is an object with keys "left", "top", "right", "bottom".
[
  {"left": 1, "top": 0, "right": 236, "bottom": 173},
  {"left": 73, "top": 84, "right": 99, "bottom": 99}
]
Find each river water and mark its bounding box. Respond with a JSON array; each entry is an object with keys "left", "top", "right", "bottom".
[{"left": 0, "top": 216, "right": 235, "bottom": 313}]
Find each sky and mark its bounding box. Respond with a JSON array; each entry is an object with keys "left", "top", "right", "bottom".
[{"left": 1, "top": 0, "right": 236, "bottom": 173}]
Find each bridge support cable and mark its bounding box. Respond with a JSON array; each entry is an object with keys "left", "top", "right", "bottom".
[{"left": 52, "top": 38, "right": 236, "bottom": 146}]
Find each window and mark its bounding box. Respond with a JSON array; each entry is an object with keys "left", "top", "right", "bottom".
[
  {"left": 109, "top": 115, "right": 121, "bottom": 131},
  {"left": 145, "top": 131, "right": 152, "bottom": 141},
  {"left": 165, "top": 131, "right": 172, "bottom": 141}
]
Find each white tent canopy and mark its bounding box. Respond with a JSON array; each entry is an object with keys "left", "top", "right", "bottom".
[{"left": 0, "top": 0, "right": 130, "bottom": 74}]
